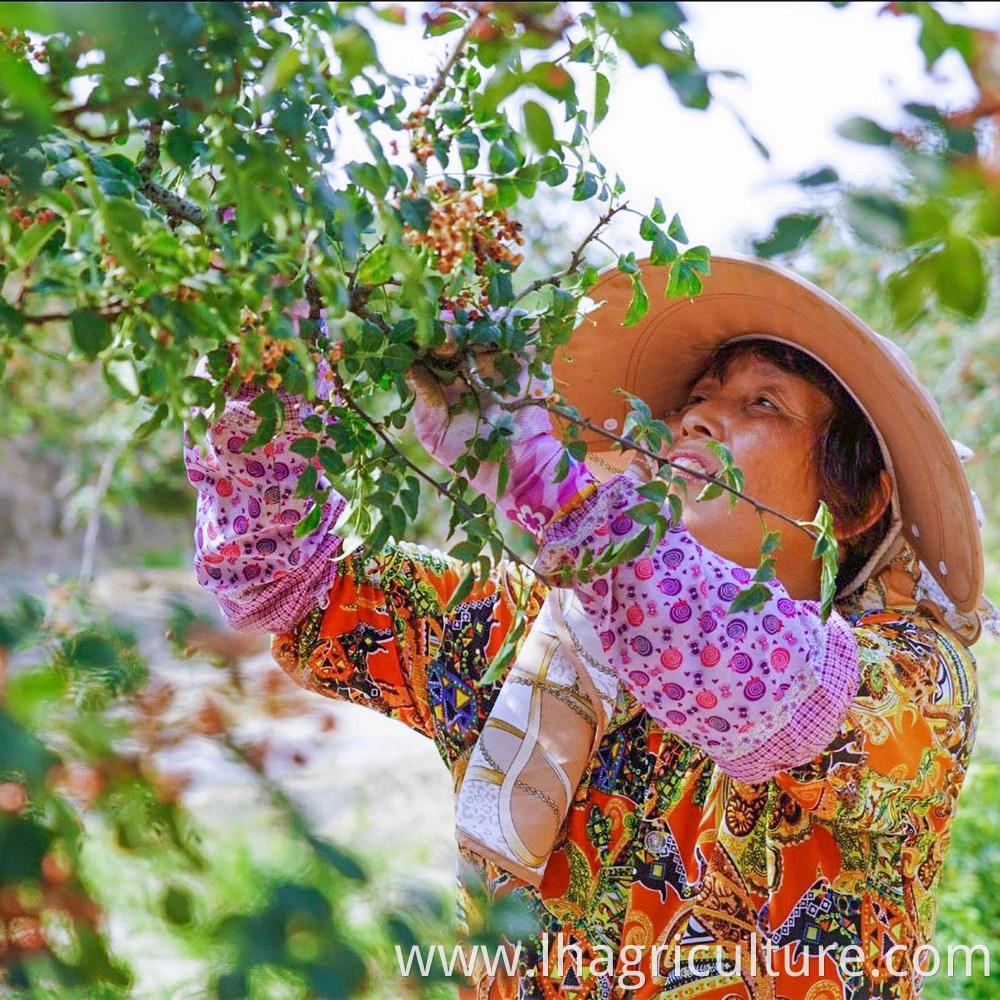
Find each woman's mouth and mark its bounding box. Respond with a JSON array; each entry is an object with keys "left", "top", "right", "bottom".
[{"left": 667, "top": 451, "right": 714, "bottom": 482}]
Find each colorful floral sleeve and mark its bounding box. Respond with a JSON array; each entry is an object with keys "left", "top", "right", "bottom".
[
  {"left": 774, "top": 610, "right": 977, "bottom": 834},
  {"left": 271, "top": 544, "right": 545, "bottom": 765},
  {"left": 533, "top": 474, "right": 862, "bottom": 783},
  {"left": 183, "top": 359, "right": 346, "bottom": 634}
]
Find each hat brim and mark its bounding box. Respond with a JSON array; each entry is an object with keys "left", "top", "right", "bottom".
[{"left": 553, "top": 255, "right": 983, "bottom": 613}]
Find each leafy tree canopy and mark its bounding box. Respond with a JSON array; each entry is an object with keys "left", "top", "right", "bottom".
[{"left": 1, "top": 3, "right": 999, "bottom": 996}]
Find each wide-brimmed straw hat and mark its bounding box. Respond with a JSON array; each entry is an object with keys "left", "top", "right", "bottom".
[{"left": 552, "top": 255, "right": 984, "bottom": 613}]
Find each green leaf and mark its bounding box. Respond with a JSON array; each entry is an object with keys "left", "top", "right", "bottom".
[
  {"left": 649, "top": 230, "right": 678, "bottom": 266},
  {"left": 666, "top": 253, "right": 709, "bottom": 298},
  {"left": 843, "top": 194, "right": 907, "bottom": 249},
  {"left": 261, "top": 45, "right": 302, "bottom": 97},
  {"left": 553, "top": 449, "right": 570, "bottom": 484},
  {"left": 669, "top": 69, "right": 711, "bottom": 110},
  {"left": 908, "top": 4, "right": 974, "bottom": 70},
  {"left": 668, "top": 493, "right": 683, "bottom": 525},
  {"left": 307, "top": 834, "right": 367, "bottom": 880},
  {"left": 317, "top": 448, "right": 346, "bottom": 479},
  {"left": 398, "top": 197, "right": 432, "bottom": 232},
  {"left": 704, "top": 438, "right": 735, "bottom": 467},
  {"left": 457, "top": 130, "right": 480, "bottom": 171},
  {"left": 523, "top": 101, "right": 555, "bottom": 153},
  {"left": 885, "top": 262, "right": 932, "bottom": 329},
  {"left": 650, "top": 198, "right": 667, "bottom": 224},
  {"left": 624, "top": 500, "right": 663, "bottom": 525},
  {"left": 974, "top": 190, "right": 1000, "bottom": 237},
  {"left": 637, "top": 480, "right": 668, "bottom": 505},
  {"left": 424, "top": 10, "right": 466, "bottom": 36},
  {"left": 800, "top": 500, "right": 838, "bottom": 621},
  {"left": 904, "top": 202, "right": 949, "bottom": 245},
  {"left": 539, "top": 156, "right": 569, "bottom": 187},
  {"left": 667, "top": 213, "right": 687, "bottom": 242},
  {"left": 754, "top": 561, "right": 776, "bottom": 584},
  {"left": 728, "top": 583, "right": 772, "bottom": 614},
  {"left": 295, "top": 463, "right": 318, "bottom": 499},
  {"left": 525, "top": 62, "right": 576, "bottom": 103},
  {"left": 760, "top": 530, "right": 781, "bottom": 555},
  {"left": 71, "top": 310, "right": 113, "bottom": 359},
  {"left": 572, "top": 171, "right": 598, "bottom": 201},
  {"left": 639, "top": 216, "right": 661, "bottom": 241},
  {"left": 438, "top": 101, "right": 465, "bottom": 128},
  {"left": 481, "top": 639, "right": 517, "bottom": 686},
  {"left": 163, "top": 886, "right": 193, "bottom": 926},
  {"left": 617, "top": 252, "right": 639, "bottom": 276},
  {"left": 488, "top": 139, "right": 519, "bottom": 175},
  {"left": 594, "top": 71, "right": 610, "bottom": 126},
  {"left": 346, "top": 161, "right": 388, "bottom": 198},
  {"left": 623, "top": 275, "right": 649, "bottom": 327},
  {"left": 12, "top": 218, "right": 60, "bottom": 267},
  {"left": 752, "top": 213, "right": 822, "bottom": 258},
  {"left": 356, "top": 244, "right": 395, "bottom": 285},
  {"left": 135, "top": 403, "right": 168, "bottom": 440},
  {"left": 0, "top": 47, "right": 52, "bottom": 126},
  {"left": 936, "top": 236, "right": 986, "bottom": 318},
  {"left": 445, "top": 566, "right": 477, "bottom": 613},
  {"left": 400, "top": 478, "right": 420, "bottom": 519},
  {"left": 795, "top": 166, "right": 839, "bottom": 188},
  {"left": 836, "top": 116, "right": 895, "bottom": 146},
  {"left": 290, "top": 436, "right": 318, "bottom": 458},
  {"left": 293, "top": 502, "right": 323, "bottom": 538},
  {"left": 695, "top": 482, "right": 723, "bottom": 502}
]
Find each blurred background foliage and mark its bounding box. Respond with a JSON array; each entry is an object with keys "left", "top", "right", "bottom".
[{"left": 0, "top": 1, "right": 999, "bottom": 997}]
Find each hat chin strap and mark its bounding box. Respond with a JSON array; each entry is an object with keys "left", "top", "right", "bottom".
[{"left": 834, "top": 504, "right": 903, "bottom": 602}]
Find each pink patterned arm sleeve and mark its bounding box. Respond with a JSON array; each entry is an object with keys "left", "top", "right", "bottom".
[
  {"left": 183, "top": 360, "right": 346, "bottom": 634},
  {"left": 494, "top": 432, "right": 597, "bottom": 538},
  {"left": 534, "top": 475, "right": 861, "bottom": 783}
]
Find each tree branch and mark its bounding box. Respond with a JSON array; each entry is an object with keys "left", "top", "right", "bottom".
[
  {"left": 512, "top": 201, "right": 629, "bottom": 303},
  {"left": 137, "top": 121, "right": 208, "bottom": 228},
  {"left": 331, "top": 371, "right": 539, "bottom": 580},
  {"left": 57, "top": 83, "right": 241, "bottom": 130},
  {"left": 420, "top": 16, "right": 481, "bottom": 109}
]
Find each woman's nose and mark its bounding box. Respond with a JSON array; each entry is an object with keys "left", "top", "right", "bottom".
[{"left": 677, "top": 398, "right": 723, "bottom": 441}]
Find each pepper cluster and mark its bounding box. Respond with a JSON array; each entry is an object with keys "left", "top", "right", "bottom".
[{"left": 404, "top": 178, "right": 525, "bottom": 314}]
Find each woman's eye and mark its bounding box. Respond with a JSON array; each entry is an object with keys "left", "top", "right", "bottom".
[{"left": 754, "top": 396, "right": 778, "bottom": 411}]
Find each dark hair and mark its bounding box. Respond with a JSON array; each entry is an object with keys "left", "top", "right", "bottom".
[{"left": 703, "top": 338, "right": 892, "bottom": 592}]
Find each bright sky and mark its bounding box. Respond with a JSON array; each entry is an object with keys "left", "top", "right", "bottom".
[
  {"left": 359, "top": 1, "right": 999, "bottom": 255},
  {"left": 591, "top": 0, "right": 996, "bottom": 252}
]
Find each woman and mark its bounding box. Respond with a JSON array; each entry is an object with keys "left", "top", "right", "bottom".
[{"left": 184, "top": 256, "right": 986, "bottom": 1000}]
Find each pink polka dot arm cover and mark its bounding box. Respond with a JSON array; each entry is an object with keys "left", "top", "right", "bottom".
[
  {"left": 534, "top": 474, "right": 861, "bottom": 783},
  {"left": 183, "top": 360, "right": 345, "bottom": 634}
]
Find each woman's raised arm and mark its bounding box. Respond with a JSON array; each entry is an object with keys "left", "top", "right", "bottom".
[{"left": 183, "top": 356, "right": 346, "bottom": 634}]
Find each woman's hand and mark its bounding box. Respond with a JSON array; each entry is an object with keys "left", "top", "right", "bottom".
[
  {"left": 407, "top": 350, "right": 553, "bottom": 488},
  {"left": 406, "top": 349, "right": 593, "bottom": 538}
]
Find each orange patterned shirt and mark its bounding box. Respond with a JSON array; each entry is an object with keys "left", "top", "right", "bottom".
[{"left": 272, "top": 542, "right": 977, "bottom": 1000}]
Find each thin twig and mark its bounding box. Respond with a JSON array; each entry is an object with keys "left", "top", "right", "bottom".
[
  {"left": 420, "top": 16, "right": 480, "bottom": 108},
  {"left": 331, "top": 372, "right": 539, "bottom": 579},
  {"left": 79, "top": 435, "right": 130, "bottom": 592},
  {"left": 512, "top": 202, "right": 629, "bottom": 304},
  {"left": 22, "top": 303, "right": 130, "bottom": 325},
  {"left": 219, "top": 733, "right": 349, "bottom": 870},
  {"left": 57, "top": 83, "right": 241, "bottom": 128}
]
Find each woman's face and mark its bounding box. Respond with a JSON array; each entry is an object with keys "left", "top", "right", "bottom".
[{"left": 665, "top": 349, "right": 834, "bottom": 600}]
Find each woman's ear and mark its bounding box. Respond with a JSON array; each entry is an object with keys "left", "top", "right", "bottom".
[{"left": 835, "top": 470, "right": 893, "bottom": 543}]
